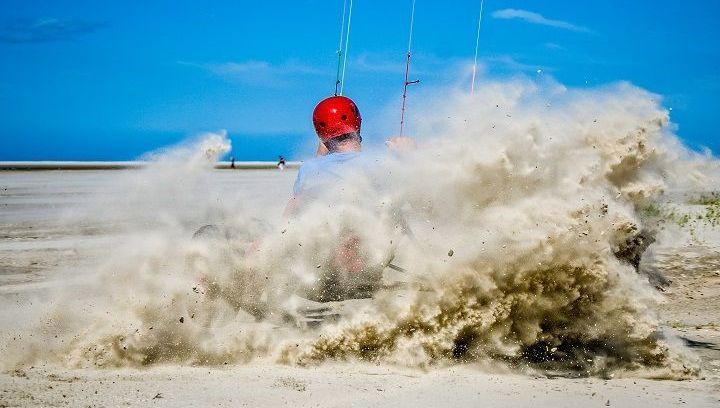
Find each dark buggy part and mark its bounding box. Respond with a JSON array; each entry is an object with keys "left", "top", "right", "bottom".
[
  {"left": 289, "top": 297, "right": 372, "bottom": 329},
  {"left": 188, "top": 223, "right": 273, "bottom": 321},
  {"left": 294, "top": 304, "right": 342, "bottom": 329},
  {"left": 304, "top": 263, "right": 385, "bottom": 303},
  {"left": 614, "top": 229, "right": 656, "bottom": 271},
  {"left": 192, "top": 218, "right": 270, "bottom": 241},
  {"left": 192, "top": 224, "right": 224, "bottom": 240},
  {"left": 614, "top": 229, "right": 671, "bottom": 289},
  {"left": 189, "top": 219, "right": 407, "bottom": 326}
]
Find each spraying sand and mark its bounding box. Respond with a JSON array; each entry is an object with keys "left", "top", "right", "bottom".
[{"left": 1, "top": 80, "right": 720, "bottom": 406}]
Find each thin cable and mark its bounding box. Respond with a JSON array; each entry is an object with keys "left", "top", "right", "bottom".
[
  {"left": 334, "top": 0, "right": 348, "bottom": 95},
  {"left": 339, "top": 0, "right": 354, "bottom": 95},
  {"left": 470, "top": 0, "right": 484, "bottom": 95},
  {"left": 399, "top": 0, "right": 419, "bottom": 137},
  {"left": 406, "top": 0, "right": 416, "bottom": 52}
]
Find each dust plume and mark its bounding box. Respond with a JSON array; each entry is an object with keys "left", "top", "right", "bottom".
[{"left": 2, "top": 79, "right": 718, "bottom": 379}]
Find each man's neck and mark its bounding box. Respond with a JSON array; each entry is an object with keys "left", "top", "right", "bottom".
[{"left": 330, "top": 141, "right": 361, "bottom": 153}]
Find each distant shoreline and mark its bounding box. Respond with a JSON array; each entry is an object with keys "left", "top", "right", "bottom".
[{"left": 0, "top": 161, "right": 301, "bottom": 170}]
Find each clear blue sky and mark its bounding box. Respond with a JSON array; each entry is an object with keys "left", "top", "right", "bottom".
[{"left": 1, "top": 0, "right": 718, "bottom": 160}]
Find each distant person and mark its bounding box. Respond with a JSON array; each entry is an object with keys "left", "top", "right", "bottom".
[
  {"left": 230, "top": 156, "right": 235, "bottom": 169},
  {"left": 277, "top": 155, "right": 286, "bottom": 170}
]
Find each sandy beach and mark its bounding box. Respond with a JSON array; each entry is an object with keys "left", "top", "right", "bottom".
[{"left": 1, "top": 169, "right": 719, "bottom": 407}]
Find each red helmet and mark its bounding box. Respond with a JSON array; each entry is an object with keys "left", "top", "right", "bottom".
[{"left": 312, "top": 96, "right": 361, "bottom": 141}]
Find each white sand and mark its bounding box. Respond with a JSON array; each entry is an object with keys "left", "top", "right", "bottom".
[{"left": 2, "top": 364, "right": 718, "bottom": 407}]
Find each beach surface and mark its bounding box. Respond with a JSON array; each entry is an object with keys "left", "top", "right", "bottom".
[{"left": 1, "top": 170, "right": 719, "bottom": 407}]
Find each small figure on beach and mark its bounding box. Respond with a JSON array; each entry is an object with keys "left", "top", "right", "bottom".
[
  {"left": 277, "top": 155, "right": 286, "bottom": 170},
  {"left": 230, "top": 156, "right": 235, "bottom": 169}
]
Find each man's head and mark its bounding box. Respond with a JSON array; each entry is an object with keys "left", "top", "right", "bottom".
[{"left": 312, "top": 96, "right": 362, "bottom": 152}]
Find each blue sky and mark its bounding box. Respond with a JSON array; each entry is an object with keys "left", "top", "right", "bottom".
[{"left": 1, "top": 0, "right": 718, "bottom": 160}]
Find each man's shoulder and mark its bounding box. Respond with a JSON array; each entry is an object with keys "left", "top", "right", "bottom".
[
  {"left": 301, "top": 152, "right": 359, "bottom": 169},
  {"left": 300, "top": 155, "right": 327, "bottom": 167},
  {"left": 297, "top": 156, "right": 325, "bottom": 175}
]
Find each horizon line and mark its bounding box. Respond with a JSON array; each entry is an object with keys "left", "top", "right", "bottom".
[{"left": 0, "top": 160, "right": 301, "bottom": 171}]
